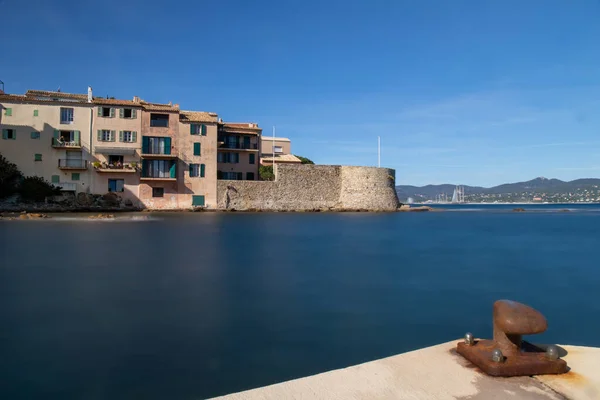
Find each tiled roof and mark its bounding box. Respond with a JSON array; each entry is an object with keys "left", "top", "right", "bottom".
[
  {"left": 180, "top": 111, "right": 218, "bottom": 123},
  {"left": 261, "top": 136, "right": 291, "bottom": 142},
  {"left": 93, "top": 98, "right": 140, "bottom": 107},
  {"left": 261, "top": 154, "right": 302, "bottom": 163},
  {"left": 0, "top": 93, "right": 87, "bottom": 104},
  {"left": 25, "top": 90, "right": 88, "bottom": 101},
  {"left": 140, "top": 101, "right": 179, "bottom": 112},
  {"left": 220, "top": 122, "right": 262, "bottom": 132}
]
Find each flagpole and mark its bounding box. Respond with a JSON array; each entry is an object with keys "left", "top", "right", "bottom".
[
  {"left": 378, "top": 136, "right": 381, "bottom": 167},
  {"left": 272, "top": 126, "right": 276, "bottom": 177}
]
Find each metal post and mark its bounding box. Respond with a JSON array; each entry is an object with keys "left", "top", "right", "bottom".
[{"left": 378, "top": 136, "right": 381, "bottom": 168}]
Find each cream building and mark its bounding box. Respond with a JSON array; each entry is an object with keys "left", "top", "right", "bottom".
[{"left": 260, "top": 136, "right": 302, "bottom": 165}]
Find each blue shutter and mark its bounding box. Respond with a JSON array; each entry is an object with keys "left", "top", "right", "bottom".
[
  {"left": 200, "top": 164, "right": 205, "bottom": 177},
  {"left": 142, "top": 136, "right": 149, "bottom": 153},
  {"left": 192, "top": 195, "right": 205, "bottom": 206},
  {"left": 193, "top": 142, "right": 201, "bottom": 156},
  {"left": 164, "top": 137, "right": 171, "bottom": 155}
]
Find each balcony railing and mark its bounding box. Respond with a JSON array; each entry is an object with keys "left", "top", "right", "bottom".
[
  {"left": 94, "top": 162, "right": 138, "bottom": 173},
  {"left": 58, "top": 159, "right": 88, "bottom": 169},
  {"left": 217, "top": 138, "right": 258, "bottom": 150},
  {"left": 57, "top": 182, "right": 77, "bottom": 191},
  {"left": 52, "top": 137, "right": 81, "bottom": 148}
]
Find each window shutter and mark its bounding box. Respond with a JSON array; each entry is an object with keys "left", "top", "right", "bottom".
[
  {"left": 190, "top": 124, "right": 195, "bottom": 135},
  {"left": 110, "top": 130, "right": 116, "bottom": 142},
  {"left": 74, "top": 130, "right": 80, "bottom": 144},
  {"left": 97, "top": 107, "right": 102, "bottom": 117},
  {"left": 33, "top": 109, "right": 39, "bottom": 117},
  {"left": 119, "top": 131, "right": 124, "bottom": 142},
  {"left": 132, "top": 131, "right": 137, "bottom": 142},
  {"left": 238, "top": 172, "right": 243, "bottom": 180},
  {"left": 200, "top": 164, "right": 205, "bottom": 177},
  {"left": 132, "top": 109, "right": 137, "bottom": 119},
  {"left": 119, "top": 108, "right": 124, "bottom": 118},
  {"left": 201, "top": 124, "right": 207, "bottom": 135},
  {"left": 97, "top": 130, "right": 102, "bottom": 141},
  {"left": 2, "top": 129, "right": 6, "bottom": 140},
  {"left": 72, "top": 173, "right": 80, "bottom": 181},
  {"left": 142, "top": 136, "right": 149, "bottom": 153},
  {"left": 235, "top": 153, "right": 240, "bottom": 163},
  {"left": 193, "top": 142, "right": 201, "bottom": 156},
  {"left": 249, "top": 154, "right": 255, "bottom": 164},
  {"left": 169, "top": 162, "right": 176, "bottom": 178},
  {"left": 109, "top": 108, "right": 115, "bottom": 118},
  {"left": 164, "top": 137, "right": 171, "bottom": 154},
  {"left": 189, "top": 164, "right": 193, "bottom": 176},
  {"left": 51, "top": 175, "right": 60, "bottom": 184},
  {"left": 5, "top": 108, "right": 12, "bottom": 116}
]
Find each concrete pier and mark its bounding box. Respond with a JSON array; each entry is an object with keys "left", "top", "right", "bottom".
[{"left": 210, "top": 340, "right": 599, "bottom": 400}]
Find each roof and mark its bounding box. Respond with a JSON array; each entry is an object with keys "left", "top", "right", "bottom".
[
  {"left": 261, "top": 136, "right": 290, "bottom": 142},
  {"left": 261, "top": 154, "right": 301, "bottom": 163},
  {"left": 0, "top": 92, "right": 88, "bottom": 105},
  {"left": 180, "top": 110, "right": 218, "bottom": 123},
  {"left": 93, "top": 98, "right": 140, "bottom": 107},
  {"left": 220, "top": 122, "right": 262, "bottom": 132},
  {"left": 25, "top": 90, "right": 88, "bottom": 101},
  {"left": 140, "top": 101, "right": 179, "bottom": 112}
]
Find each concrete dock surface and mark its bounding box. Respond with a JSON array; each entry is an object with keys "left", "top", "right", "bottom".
[{"left": 210, "top": 340, "right": 599, "bottom": 400}]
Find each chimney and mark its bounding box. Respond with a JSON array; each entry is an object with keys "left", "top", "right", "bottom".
[
  {"left": 133, "top": 96, "right": 140, "bottom": 103},
  {"left": 218, "top": 118, "right": 223, "bottom": 123},
  {"left": 168, "top": 101, "right": 172, "bottom": 106},
  {"left": 87, "top": 86, "right": 93, "bottom": 103}
]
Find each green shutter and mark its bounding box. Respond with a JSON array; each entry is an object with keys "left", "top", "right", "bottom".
[
  {"left": 109, "top": 108, "right": 115, "bottom": 118},
  {"left": 97, "top": 130, "right": 102, "bottom": 141},
  {"left": 132, "top": 131, "right": 137, "bottom": 142},
  {"left": 200, "top": 164, "right": 205, "bottom": 177},
  {"left": 97, "top": 107, "right": 102, "bottom": 116},
  {"left": 189, "top": 164, "right": 193, "bottom": 176},
  {"left": 132, "top": 109, "right": 137, "bottom": 119},
  {"left": 119, "top": 131, "right": 124, "bottom": 142},
  {"left": 74, "top": 130, "right": 80, "bottom": 144},
  {"left": 54, "top": 130, "right": 60, "bottom": 139},
  {"left": 249, "top": 154, "right": 255, "bottom": 164},
  {"left": 5, "top": 108, "right": 12, "bottom": 116},
  {"left": 2, "top": 129, "right": 7, "bottom": 140},
  {"left": 190, "top": 124, "right": 195, "bottom": 135},
  {"left": 169, "top": 162, "right": 176, "bottom": 178},
  {"left": 72, "top": 173, "right": 80, "bottom": 181},
  {"left": 201, "top": 124, "right": 207, "bottom": 135},
  {"left": 119, "top": 108, "right": 124, "bottom": 118},
  {"left": 142, "top": 136, "right": 149, "bottom": 153},
  {"left": 235, "top": 153, "right": 240, "bottom": 163},
  {"left": 110, "top": 130, "right": 116, "bottom": 142},
  {"left": 34, "top": 154, "right": 42, "bottom": 161},
  {"left": 192, "top": 195, "right": 205, "bottom": 206},
  {"left": 51, "top": 175, "right": 60, "bottom": 184},
  {"left": 31, "top": 131, "right": 39, "bottom": 139},
  {"left": 193, "top": 142, "right": 201, "bottom": 156},
  {"left": 164, "top": 137, "right": 171, "bottom": 154},
  {"left": 33, "top": 109, "right": 39, "bottom": 117}
]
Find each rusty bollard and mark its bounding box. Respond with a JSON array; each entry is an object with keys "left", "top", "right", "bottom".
[{"left": 456, "top": 300, "right": 568, "bottom": 377}]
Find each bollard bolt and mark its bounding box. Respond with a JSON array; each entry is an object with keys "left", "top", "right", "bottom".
[
  {"left": 464, "top": 332, "right": 474, "bottom": 346},
  {"left": 545, "top": 345, "right": 559, "bottom": 360},
  {"left": 491, "top": 349, "right": 504, "bottom": 363}
]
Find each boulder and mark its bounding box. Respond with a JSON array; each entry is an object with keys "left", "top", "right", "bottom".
[{"left": 76, "top": 192, "right": 95, "bottom": 206}]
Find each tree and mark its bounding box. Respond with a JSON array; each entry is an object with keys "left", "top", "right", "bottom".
[
  {"left": 0, "top": 153, "right": 23, "bottom": 198},
  {"left": 295, "top": 155, "right": 314, "bottom": 164},
  {"left": 259, "top": 165, "right": 275, "bottom": 181},
  {"left": 19, "top": 176, "right": 61, "bottom": 202}
]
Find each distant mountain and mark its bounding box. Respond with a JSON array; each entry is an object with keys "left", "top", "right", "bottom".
[{"left": 396, "top": 177, "right": 600, "bottom": 203}]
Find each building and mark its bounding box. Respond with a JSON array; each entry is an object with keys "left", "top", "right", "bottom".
[
  {"left": 0, "top": 86, "right": 258, "bottom": 209},
  {"left": 260, "top": 136, "right": 301, "bottom": 166},
  {"left": 217, "top": 122, "right": 261, "bottom": 181}
]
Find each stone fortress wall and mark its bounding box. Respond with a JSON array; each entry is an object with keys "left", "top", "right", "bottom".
[{"left": 216, "top": 164, "right": 399, "bottom": 211}]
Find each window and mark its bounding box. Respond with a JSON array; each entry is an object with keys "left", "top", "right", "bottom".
[
  {"left": 189, "top": 164, "right": 200, "bottom": 177},
  {"left": 191, "top": 124, "right": 206, "bottom": 135},
  {"left": 98, "top": 130, "right": 114, "bottom": 142},
  {"left": 142, "top": 137, "right": 171, "bottom": 155},
  {"left": 108, "top": 155, "right": 124, "bottom": 167},
  {"left": 122, "top": 108, "right": 133, "bottom": 118},
  {"left": 4, "top": 108, "right": 12, "bottom": 116},
  {"left": 31, "top": 131, "right": 40, "bottom": 139},
  {"left": 192, "top": 195, "right": 205, "bottom": 206},
  {"left": 217, "top": 152, "right": 239, "bottom": 164},
  {"left": 226, "top": 135, "right": 238, "bottom": 149},
  {"left": 34, "top": 154, "right": 42, "bottom": 161},
  {"left": 246, "top": 172, "right": 255, "bottom": 180},
  {"left": 108, "top": 179, "right": 124, "bottom": 192},
  {"left": 249, "top": 154, "right": 255, "bottom": 164},
  {"left": 120, "top": 131, "right": 137, "bottom": 143},
  {"left": 60, "top": 107, "right": 74, "bottom": 124},
  {"left": 33, "top": 109, "right": 38, "bottom": 117},
  {"left": 72, "top": 173, "right": 80, "bottom": 181},
  {"left": 193, "top": 142, "right": 201, "bottom": 156},
  {"left": 222, "top": 172, "right": 243, "bottom": 180},
  {"left": 2, "top": 129, "right": 16, "bottom": 140},
  {"left": 150, "top": 113, "right": 169, "bottom": 127},
  {"left": 152, "top": 187, "right": 164, "bottom": 197},
  {"left": 51, "top": 175, "right": 60, "bottom": 184},
  {"left": 101, "top": 107, "right": 112, "bottom": 117},
  {"left": 142, "top": 159, "right": 176, "bottom": 178},
  {"left": 274, "top": 145, "right": 283, "bottom": 154}
]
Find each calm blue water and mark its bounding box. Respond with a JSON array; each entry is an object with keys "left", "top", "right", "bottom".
[{"left": 1, "top": 207, "right": 600, "bottom": 399}]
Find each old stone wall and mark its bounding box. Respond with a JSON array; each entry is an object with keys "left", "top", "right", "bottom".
[{"left": 216, "top": 164, "right": 399, "bottom": 211}]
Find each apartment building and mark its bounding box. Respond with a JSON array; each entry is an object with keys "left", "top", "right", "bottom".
[
  {"left": 260, "top": 136, "right": 301, "bottom": 165},
  {"left": 1, "top": 86, "right": 253, "bottom": 209},
  {"left": 217, "top": 122, "right": 261, "bottom": 180}
]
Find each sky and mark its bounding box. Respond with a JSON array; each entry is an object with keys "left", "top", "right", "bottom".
[{"left": 1, "top": 0, "right": 599, "bottom": 187}]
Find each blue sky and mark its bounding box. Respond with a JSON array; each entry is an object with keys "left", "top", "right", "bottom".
[{"left": 1, "top": 0, "right": 599, "bottom": 186}]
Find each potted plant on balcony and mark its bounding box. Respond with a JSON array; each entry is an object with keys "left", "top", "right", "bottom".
[
  {"left": 92, "top": 161, "right": 101, "bottom": 169},
  {"left": 130, "top": 161, "right": 138, "bottom": 170}
]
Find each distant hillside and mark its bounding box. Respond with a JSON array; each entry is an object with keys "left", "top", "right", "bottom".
[{"left": 396, "top": 177, "right": 600, "bottom": 203}]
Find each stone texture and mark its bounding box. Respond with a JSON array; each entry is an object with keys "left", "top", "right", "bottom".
[{"left": 217, "top": 164, "right": 399, "bottom": 211}]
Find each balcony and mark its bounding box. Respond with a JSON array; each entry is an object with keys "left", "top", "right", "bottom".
[
  {"left": 217, "top": 137, "right": 259, "bottom": 151},
  {"left": 52, "top": 137, "right": 81, "bottom": 149},
  {"left": 94, "top": 162, "right": 138, "bottom": 173},
  {"left": 57, "top": 182, "right": 77, "bottom": 192},
  {"left": 58, "top": 159, "right": 88, "bottom": 170},
  {"left": 141, "top": 160, "right": 177, "bottom": 181},
  {"left": 140, "top": 152, "right": 177, "bottom": 159}
]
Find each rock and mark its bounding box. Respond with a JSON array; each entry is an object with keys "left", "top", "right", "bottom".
[
  {"left": 88, "top": 214, "right": 115, "bottom": 219},
  {"left": 99, "top": 192, "right": 121, "bottom": 207},
  {"left": 123, "top": 199, "right": 133, "bottom": 207},
  {"left": 513, "top": 208, "right": 526, "bottom": 212},
  {"left": 76, "top": 192, "right": 95, "bottom": 206}
]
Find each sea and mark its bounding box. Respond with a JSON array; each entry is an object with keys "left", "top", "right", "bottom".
[{"left": 1, "top": 204, "right": 599, "bottom": 399}]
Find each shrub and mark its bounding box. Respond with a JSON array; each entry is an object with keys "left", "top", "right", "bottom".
[
  {"left": 295, "top": 155, "right": 314, "bottom": 165},
  {"left": 19, "top": 176, "right": 61, "bottom": 202},
  {"left": 0, "top": 153, "right": 23, "bottom": 198},
  {"left": 259, "top": 165, "right": 275, "bottom": 181}
]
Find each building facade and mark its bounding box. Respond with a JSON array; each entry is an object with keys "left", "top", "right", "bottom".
[
  {"left": 0, "top": 87, "right": 262, "bottom": 209},
  {"left": 260, "top": 136, "right": 301, "bottom": 166}
]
